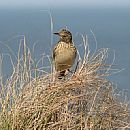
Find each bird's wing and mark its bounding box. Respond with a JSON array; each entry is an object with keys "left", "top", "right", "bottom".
[
  {"left": 52, "top": 43, "right": 59, "bottom": 60},
  {"left": 71, "top": 42, "right": 77, "bottom": 58}
]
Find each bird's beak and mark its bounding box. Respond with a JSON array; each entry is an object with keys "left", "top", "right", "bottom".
[{"left": 53, "top": 32, "right": 59, "bottom": 35}]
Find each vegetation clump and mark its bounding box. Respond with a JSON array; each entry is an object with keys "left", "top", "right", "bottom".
[{"left": 0, "top": 36, "right": 129, "bottom": 130}]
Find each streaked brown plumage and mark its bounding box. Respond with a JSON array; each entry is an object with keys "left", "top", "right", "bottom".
[{"left": 53, "top": 29, "right": 77, "bottom": 79}]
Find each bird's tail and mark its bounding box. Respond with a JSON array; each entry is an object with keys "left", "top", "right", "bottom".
[{"left": 58, "top": 70, "right": 66, "bottom": 79}]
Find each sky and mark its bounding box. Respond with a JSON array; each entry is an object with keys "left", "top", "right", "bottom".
[{"left": 0, "top": 0, "right": 130, "bottom": 9}]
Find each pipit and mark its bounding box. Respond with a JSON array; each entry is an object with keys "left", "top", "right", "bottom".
[{"left": 53, "top": 29, "right": 77, "bottom": 79}]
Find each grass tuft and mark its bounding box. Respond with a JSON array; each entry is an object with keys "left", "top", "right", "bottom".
[{"left": 0, "top": 35, "right": 130, "bottom": 130}]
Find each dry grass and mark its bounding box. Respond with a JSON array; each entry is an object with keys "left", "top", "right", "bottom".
[{"left": 0, "top": 35, "right": 130, "bottom": 130}]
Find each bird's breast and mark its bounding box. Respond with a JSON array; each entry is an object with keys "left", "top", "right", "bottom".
[
  {"left": 54, "top": 42, "right": 77, "bottom": 71},
  {"left": 55, "top": 43, "right": 76, "bottom": 62}
]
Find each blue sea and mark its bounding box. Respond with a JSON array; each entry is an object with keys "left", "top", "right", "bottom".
[{"left": 0, "top": 8, "right": 130, "bottom": 98}]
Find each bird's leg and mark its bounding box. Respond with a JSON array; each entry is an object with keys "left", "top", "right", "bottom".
[{"left": 58, "top": 70, "right": 66, "bottom": 79}]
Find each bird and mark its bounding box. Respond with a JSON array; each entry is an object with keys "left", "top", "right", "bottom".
[{"left": 53, "top": 29, "right": 77, "bottom": 79}]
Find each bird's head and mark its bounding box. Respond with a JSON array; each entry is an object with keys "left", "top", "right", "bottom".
[{"left": 54, "top": 29, "right": 72, "bottom": 43}]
